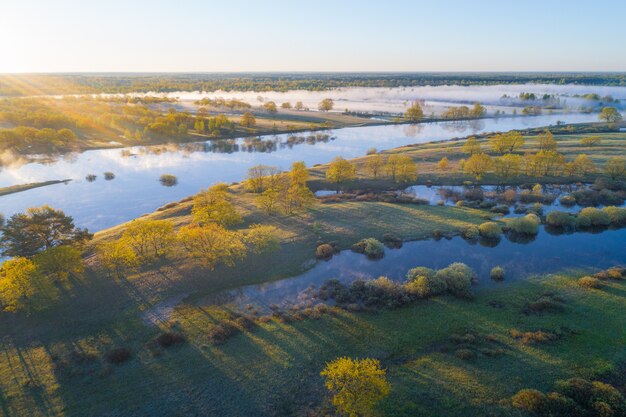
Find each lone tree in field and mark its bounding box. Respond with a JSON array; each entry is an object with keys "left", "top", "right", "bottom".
[
  {"left": 606, "top": 157, "right": 626, "bottom": 180},
  {"left": 326, "top": 156, "right": 356, "bottom": 189},
  {"left": 321, "top": 357, "right": 391, "bottom": 417},
  {"left": 599, "top": 106, "right": 623, "bottom": 123},
  {"left": 318, "top": 98, "right": 334, "bottom": 112},
  {"left": 0, "top": 205, "right": 91, "bottom": 257},
  {"left": 240, "top": 111, "right": 256, "bottom": 128},
  {"left": 263, "top": 101, "right": 277, "bottom": 114},
  {"left": 404, "top": 101, "right": 424, "bottom": 121},
  {"left": 386, "top": 154, "right": 418, "bottom": 183}
]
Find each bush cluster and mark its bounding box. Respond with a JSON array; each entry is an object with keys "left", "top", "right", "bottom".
[
  {"left": 478, "top": 222, "right": 502, "bottom": 239},
  {"left": 548, "top": 206, "right": 626, "bottom": 231},
  {"left": 318, "top": 262, "right": 478, "bottom": 310},
  {"left": 511, "top": 378, "right": 626, "bottom": 417},
  {"left": 490, "top": 266, "right": 505, "bottom": 281},
  {"left": 506, "top": 213, "right": 540, "bottom": 235},
  {"left": 351, "top": 238, "right": 385, "bottom": 259}
]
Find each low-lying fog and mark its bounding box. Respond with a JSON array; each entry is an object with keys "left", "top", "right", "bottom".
[{"left": 134, "top": 84, "right": 626, "bottom": 115}]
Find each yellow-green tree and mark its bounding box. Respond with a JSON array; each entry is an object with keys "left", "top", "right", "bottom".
[
  {"left": 571, "top": 154, "right": 596, "bottom": 177},
  {"left": 240, "top": 111, "right": 256, "bottom": 128},
  {"left": 245, "top": 224, "right": 280, "bottom": 254},
  {"left": 122, "top": 219, "right": 175, "bottom": 262},
  {"left": 490, "top": 131, "right": 525, "bottom": 154},
  {"left": 462, "top": 136, "right": 481, "bottom": 155},
  {"left": 599, "top": 106, "right": 623, "bottom": 123},
  {"left": 33, "top": 245, "right": 84, "bottom": 281},
  {"left": 177, "top": 224, "right": 246, "bottom": 269},
  {"left": 404, "top": 101, "right": 424, "bottom": 121},
  {"left": 470, "top": 102, "right": 486, "bottom": 117},
  {"left": 0, "top": 257, "right": 37, "bottom": 312},
  {"left": 463, "top": 153, "right": 493, "bottom": 180},
  {"left": 245, "top": 164, "right": 280, "bottom": 193},
  {"left": 527, "top": 150, "right": 565, "bottom": 177},
  {"left": 365, "top": 154, "right": 385, "bottom": 178},
  {"left": 494, "top": 154, "right": 522, "bottom": 178},
  {"left": 537, "top": 130, "right": 557, "bottom": 151},
  {"left": 581, "top": 136, "right": 602, "bottom": 147},
  {"left": 392, "top": 155, "right": 418, "bottom": 183},
  {"left": 326, "top": 156, "right": 356, "bottom": 188},
  {"left": 321, "top": 357, "right": 391, "bottom": 417},
  {"left": 437, "top": 157, "right": 449, "bottom": 171},
  {"left": 192, "top": 183, "right": 242, "bottom": 226},
  {"left": 97, "top": 240, "right": 138, "bottom": 278},
  {"left": 606, "top": 157, "right": 626, "bottom": 180},
  {"left": 263, "top": 101, "right": 277, "bottom": 114},
  {"left": 318, "top": 98, "right": 334, "bottom": 112}
]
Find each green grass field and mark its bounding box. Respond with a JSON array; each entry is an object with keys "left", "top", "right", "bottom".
[{"left": 1, "top": 270, "right": 624, "bottom": 416}]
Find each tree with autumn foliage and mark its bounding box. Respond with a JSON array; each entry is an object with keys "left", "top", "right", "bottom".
[{"left": 321, "top": 357, "right": 391, "bottom": 417}]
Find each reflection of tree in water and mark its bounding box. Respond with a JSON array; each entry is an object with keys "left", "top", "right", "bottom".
[
  {"left": 114, "top": 131, "right": 336, "bottom": 157},
  {"left": 402, "top": 123, "right": 424, "bottom": 137},
  {"left": 441, "top": 119, "right": 485, "bottom": 134}
]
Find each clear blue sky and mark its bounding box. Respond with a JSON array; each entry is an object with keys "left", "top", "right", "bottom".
[{"left": 1, "top": 0, "right": 625, "bottom": 72}]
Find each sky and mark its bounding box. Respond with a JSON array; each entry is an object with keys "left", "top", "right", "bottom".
[{"left": 1, "top": 0, "right": 625, "bottom": 73}]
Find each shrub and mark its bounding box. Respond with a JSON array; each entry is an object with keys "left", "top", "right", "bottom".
[
  {"left": 351, "top": 238, "right": 385, "bottom": 259},
  {"left": 455, "top": 349, "right": 475, "bottom": 360},
  {"left": 104, "top": 172, "right": 115, "bottom": 180},
  {"left": 316, "top": 244, "right": 335, "bottom": 260},
  {"left": 546, "top": 211, "right": 576, "bottom": 229},
  {"left": 382, "top": 233, "right": 403, "bottom": 249},
  {"left": 85, "top": 174, "right": 97, "bottom": 182},
  {"left": 406, "top": 266, "right": 435, "bottom": 281},
  {"left": 490, "top": 266, "right": 505, "bottom": 282},
  {"left": 490, "top": 205, "right": 510, "bottom": 215},
  {"left": 478, "top": 222, "right": 502, "bottom": 239},
  {"left": 559, "top": 194, "right": 576, "bottom": 206},
  {"left": 405, "top": 274, "right": 447, "bottom": 298},
  {"left": 104, "top": 347, "right": 131, "bottom": 364},
  {"left": 463, "top": 226, "right": 479, "bottom": 240},
  {"left": 511, "top": 389, "right": 547, "bottom": 413},
  {"left": 510, "top": 329, "right": 557, "bottom": 345},
  {"left": 606, "top": 267, "right": 626, "bottom": 280},
  {"left": 507, "top": 214, "right": 540, "bottom": 235},
  {"left": 578, "top": 276, "right": 600, "bottom": 289},
  {"left": 525, "top": 294, "right": 566, "bottom": 314},
  {"left": 603, "top": 206, "right": 626, "bottom": 225},
  {"left": 155, "top": 332, "right": 185, "bottom": 348},
  {"left": 435, "top": 262, "right": 477, "bottom": 298},
  {"left": 578, "top": 207, "right": 611, "bottom": 227},
  {"left": 208, "top": 323, "right": 239, "bottom": 345},
  {"left": 159, "top": 174, "right": 178, "bottom": 187}
]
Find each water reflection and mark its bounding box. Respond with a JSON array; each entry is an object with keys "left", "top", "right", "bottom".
[
  {"left": 199, "top": 227, "right": 626, "bottom": 312},
  {"left": 0, "top": 112, "right": 602, "bottom": 231}
]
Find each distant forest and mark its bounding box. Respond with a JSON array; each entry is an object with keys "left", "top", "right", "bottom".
[{"left": 1, "top": 72, "right": 625, "bottom": 96}]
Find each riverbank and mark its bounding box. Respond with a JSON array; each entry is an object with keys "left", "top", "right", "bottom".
[{"left": 0, "top": 179, "right": 71, "bottom": 197}]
